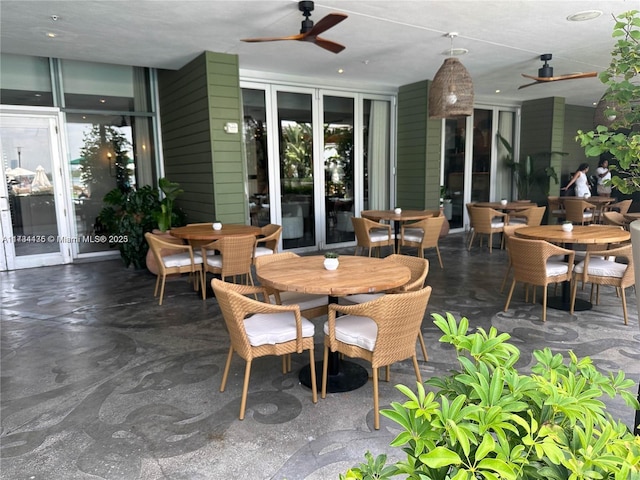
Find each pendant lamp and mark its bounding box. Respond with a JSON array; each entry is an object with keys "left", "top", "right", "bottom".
[
  {"left": 429, "top": 33, "right": 474, "bottom": 119},
  {"left": 593, "top": 92, "right": 619, "bottom": 128}
]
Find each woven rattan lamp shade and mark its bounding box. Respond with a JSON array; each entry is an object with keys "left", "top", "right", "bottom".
[
  {"left": 428, "top": 57, "right": 474, "bottom": 119},
  {"left": 593, "top": 94, "right": 619, "bottom": 128}
]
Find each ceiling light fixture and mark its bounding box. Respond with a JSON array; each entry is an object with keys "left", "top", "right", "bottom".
[
  {"left": 428, "top": 33, "right": 474, "bottom": 119},
  {"left": 45, "top": 32, "right": 57, "bottom": 38},
  {"left": 567, "top": 10, "right": 602, "bottom": 22}
]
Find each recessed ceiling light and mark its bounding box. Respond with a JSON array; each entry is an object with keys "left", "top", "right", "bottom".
[
  {"left": 45, "top": 32, "right": 57, "bottom": 38},
  {"left": 99, "top": 99, "right": 106, "bottom": 103},
  {"left": 495, "top": 89, "right": 501, "bottom": 94},
  {"left": 567, "top": 10, "right": 602, "bottom": 22},
  {"left": 337, "top": 68, "right": 344, "bottom": 74}
]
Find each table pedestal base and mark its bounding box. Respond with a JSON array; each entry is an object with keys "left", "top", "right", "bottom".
[
  {"left": 299, "top": 359, "right": 369, "bottom": 393},
  {"left": 546, "top": 296, "right": 591, "bottom": 312}
]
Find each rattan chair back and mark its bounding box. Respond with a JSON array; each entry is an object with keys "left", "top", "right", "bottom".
[
  {"left": 563, "top": 199, "right": 595, "bottom": 225},
  {"left": 570, "top": 243, "right": 634, "bottom": 324},
  {"left": 201, "top": 235, "right": 256, "bottom": 298},
  {"left": 503, "top": 235, "right": 574, "bottom": 322},
  {"left": 144, "top": 232, "right": 204, "bottom": 305},
  {"left": 607, "top": 199, "right": 632, "bottom": 215},
  {"left": 212, "top": 278, "right": 317, "bottom": 419},
  {"left": 322, "top": 285, "right": 432, "bottom": 429},
  {"left": 509, "top": 205, "right": 546, "bottom": 226},
  {"left": 602, "top": 211, "right": 629, "bottom": 229},
  {"left": 467, "top": 205, "right": 506, "bottom": 253},
  {"left": 399, "top": 215, "right": 445, "bottom": 267},
  {"left": 351, "top": 216, "right": 394, "bottom": 256}
]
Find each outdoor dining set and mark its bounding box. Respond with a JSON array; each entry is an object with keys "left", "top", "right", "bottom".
[{"left": 143, "top": 200, "right": 635, "bottom": 426}]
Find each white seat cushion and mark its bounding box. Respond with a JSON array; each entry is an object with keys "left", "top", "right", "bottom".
[
  {"left": 254, "top": 246, "right": 274, "bottom": 258},
  {"left": 341, "top": 293, "right": 384, "bottom": 304},
  {"left": 546, "top": 261, "right": 569, "bottom": 277},
  {"left": 575, "top": 258, "right": 626, "bottom": 278},
  {"left": 402, "top": 227, "right": 424, "bottom": 242},
  {"left": 508, "top": 217, "right": 527, "bottom": 225},
  {"left": 490, "top": 221, "right": 505, "bottom": 228},
  {"left": 324, "top": 315, "right": 377, "bottom": 351},
  {"left": 369, "top": 229, "right": 392, "bottom": 242},
  {"left": 163, "top": 252, "right": 203, "bottom": 267},
  {"left": 277, "top": 291, "right": 329, "bottom": 311},
  {"left": 582, "top": 212, "right": 593, "bottom": 219},
  {"left": 245, "top": 312, "right": 314, "bottom": 346},
  {"left": 205, "top": 255, "right": 222, "bottom": 267}
]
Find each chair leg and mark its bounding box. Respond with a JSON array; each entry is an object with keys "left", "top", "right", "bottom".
[
  {"left": 154, "top": 274, "right": 161, "bottom": 297},
  {"left": 239, "top": 360, "right": 252, "bottom": 420},
  {"left": 321, "top": 345, "right": 329, "bottom": 399},
  {"left": 435, "top": 246, "right": 444, "bottom": 269},
  {"left": 158, "top": 274, "right": 167, "bottom": 305},
  {"left": 417, "top": 331, "right": 428, "bottom": 361},
  {"left": 570, "top": 278, "right": 578, "bottom": 315},
  {"left": 412, "top": 355, "right": 422, "bottom": 384},
  {"left": 308, "top": 348, "right": 317, "bottom": 404},
  {"left": 220, "top": 346, "right": 234, "bottom": 392},
  {"left": 542, "top": 286, "right": 548, "bottom": 322},
  {"left": 372, "top": 367, "right": 380, "bottom": 430},
  {"left": 504, "top": 279, "right": 516, "bottom": 312},
  {"left": 620, "top": 287, "right": 628, "bottom": 325},
  {"left": 467, "top": 231, "right": 476, "bottom": 251}
]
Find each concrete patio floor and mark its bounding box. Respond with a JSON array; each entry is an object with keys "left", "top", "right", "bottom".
[{"left": 1, "top": 232, "right": 639, "bottom": 479}]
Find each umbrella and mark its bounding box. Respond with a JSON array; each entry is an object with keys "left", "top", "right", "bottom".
[
  {"left": 6, "top": 167, "right": 35, "bottom": 177},
  {"left": 31, "top": 165, "right": 52, "bottom": 192}
]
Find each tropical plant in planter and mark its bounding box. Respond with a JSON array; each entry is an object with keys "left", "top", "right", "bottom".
[
  {"left": 341, "top": 313, "right": 640, "bottom": 480},
  {"left": 98, "top": 185, "right": 161, "bottom": 269},
  {"left": 155, "top": 177, "right": 184, "bottom": 232}
]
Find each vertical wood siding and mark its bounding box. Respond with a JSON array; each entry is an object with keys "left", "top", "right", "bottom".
[
  {"left": 397, "top": 80, "right": 442, "bottom": 209},
  {"left": 158, "top": 51, "right": 247, "bottom": 224}
]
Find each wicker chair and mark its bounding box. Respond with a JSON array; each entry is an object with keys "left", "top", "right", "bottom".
[
  {"left": 563, "top": 199, "right": 595, "bottom": 225},
  {"left": 399, "top": 215, "right": 445, "bottom": 268},
  {"left": 602, "top": 211, "right": 630, "bottom": 230},
  {"left": 570, "top": 244, "right": 634, "bottom": 325},
  {"left": 253, "top": 224, "right": 282, "bottom": 264},
  {"left": 201, "top": 235, "right": 256, "bottom": 299},
  {"left": 322, "top": 285, "right": 432, "bottom": 429},
  {"left": 144, "top": 232, "right": 204, "bottom": 305},
  {"left": 351, "top": 216, "right": 394, "bottom": 257},
  {"left": 255, "top": 252, "right": 329, "bottom": 319},
  {"left": 547, "top": 196, "right": 565, "bottom": 223},
  {"left": 467, "top": 205, "right": 507, "bottom": 253},
  {"left": 506, "top": 205, "right": 546, "bottom": 227},
  {"left": 500, "top": 225, "right": 526, "bottom": 293},
  {"left": 341, "top": 254, "right": 430, "bottom": 361},
  {"left": 212, "top": 279, "right": 317, "bottom": 420},
  {"left": 605, "top": 199, "right": 632, "bottom": 215},
  {"left": 504, "top": 236, "right": 574, "bottom": 322}
]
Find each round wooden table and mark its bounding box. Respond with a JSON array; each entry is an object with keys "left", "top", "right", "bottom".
[
  {"left": 170, "top": 223, "right": 261, "bottom": 242},
  {"left": 474, "top": 201, "right": 535, "bottom": 211},
  {"left": 361, "top": 209, "right": 435, "bottom": 251},
  {"left": 256, "top": 255, "right": 411, "bottom": 393},
  {"left": 515, "top": 225, "right": 630, "bottom": 311}
]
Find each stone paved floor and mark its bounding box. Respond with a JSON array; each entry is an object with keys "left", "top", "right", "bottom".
[{"left": 1, "top": 232, "right": 639, "bottom": 479}]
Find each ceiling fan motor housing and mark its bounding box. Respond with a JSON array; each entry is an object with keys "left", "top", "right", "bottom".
[
  {"left": 538, "top": 53, "right": 553, "bottom": 78},
  {"left": 299, "top": 1, "right": 315, "bottom": 33}
]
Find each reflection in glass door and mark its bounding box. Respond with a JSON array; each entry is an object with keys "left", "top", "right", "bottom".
[
  {"left": 277, "top": 91, "right": 315, "bottom": 249},
  {"left": 324, "top": 95, "right": 354, "bottom": 244},
  {"left": 0, "top": 108, "right": 71, "bottom": 269}
]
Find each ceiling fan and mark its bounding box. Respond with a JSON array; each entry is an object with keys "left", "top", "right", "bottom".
[
  {"left": 518, "top": 54, "right": 597, "bottom": 89},
  {"left": 241, "top": 1, "right": 347, "bottom": 54}
]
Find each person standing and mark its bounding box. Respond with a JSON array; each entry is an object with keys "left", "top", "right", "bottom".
[
  {"left": 562, "top": 163, "right": 591, "bottom": 197},
  {"left": 596, "top": 159, "right": 612, "bottom": 196}
]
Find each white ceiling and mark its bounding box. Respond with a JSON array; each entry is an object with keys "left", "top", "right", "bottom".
[{"left": 0, "top": 1, "right": 633, "bottom": 107}]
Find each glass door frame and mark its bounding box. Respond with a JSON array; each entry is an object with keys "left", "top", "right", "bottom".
[
  {"left": 440, "top": 104, "right": 520, "bottom": 232},
  {"left": 0, "top": 105, "right": 73, "bottom": 270},
  {"left": 241, "top": 80, "right": 396, "bottom": 253}
]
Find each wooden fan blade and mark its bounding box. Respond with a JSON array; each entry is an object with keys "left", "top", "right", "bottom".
[
  {"left": 518, "top": 80, "right": 542, "bottom": 90},
  {"left": 241, "top": 33, "right": 304, "bottom": 43},
  {"left": 521, "top": 72, "right": 597, "bottom": 82},
  {"left": 305, "top": 13, "right": 347, "bottom": 37},
  {"left": 310, "top": 36, "right": 345, "bottom": 54}
]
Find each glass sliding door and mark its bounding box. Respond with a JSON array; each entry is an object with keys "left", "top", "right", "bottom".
[
  {"left": 0, "top": 107, "right": 72, "bottom": 269},
  {"left": 442, "top": 107, "right": 518, "bottom": 231},
  {"left": 443, "top": 117, "right": 467, "bottom": 229},
  {"left": 324, "top": 95, "right": 354, "bottom": 244},
  {"left": 277, "top": 91, "right": 314, "bottom": 249}
]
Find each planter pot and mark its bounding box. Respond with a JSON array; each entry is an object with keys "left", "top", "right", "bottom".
[
  {"left": 439, "top": 207, "right": 450, "bottom": 237},
  {"left": 145, "top": 229, "right": 184, "bottom": 275},
  {"left": 324, "top": 258, "right": 339, "bottom": 270},
  {"left": 630, "top": 220, "right": 640, "bottom": 327},
  {"left": 443, "top": 201, "right": 453, "bottom": 220}
]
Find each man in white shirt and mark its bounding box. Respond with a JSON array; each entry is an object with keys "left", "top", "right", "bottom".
[{"left": 596, "top": 159, "right": 612, "bottom": 196}]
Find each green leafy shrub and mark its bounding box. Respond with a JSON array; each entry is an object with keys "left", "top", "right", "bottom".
[{"left": 342, "top": 313, "right": 640, "bottom": 480}]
